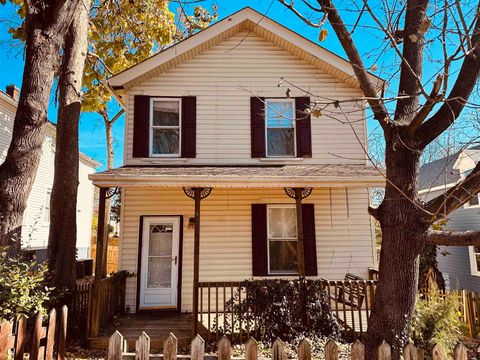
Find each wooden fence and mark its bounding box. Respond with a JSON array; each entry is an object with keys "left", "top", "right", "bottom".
[
  {"left": 196, "top": 280, "right": 377, "bottom": 342},
  {"left": 91, "top": 243, "right": 119, "bottom": 275},
  {"left": 0, "top": 306, "right": 67, "bottom": 360},
  {"left": 72, "top": 271, "right": 128, "bottom": 340},
  {"left": 107, "top": 331, "right": 471, "bottom": 360}
]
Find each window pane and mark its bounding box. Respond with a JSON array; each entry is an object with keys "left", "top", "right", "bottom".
[
  {"left": 44, "top": 190, "right": 51, "bottom": 222},
  {"left": 153, "top": 101, "right": 179, "bottom": 126},
  {"left": 474, "top": 246, "right": 480, "bottom": 253},
  {"left": 268, "top": 207, "right": 297, "bottom": 238},
  {"left": 267, "top": 128, "right": 295, "bottom": 156},
  {"left": 147, "top": 257, "right": 172, "bottom": 288},
  {"left": 476, "top": 254, "right": 480, "bottom": 272},
  {"left": 469, "top": 196, "right": 479, "bottom": 206},
  {"left": 269, "top": 240, "right": 298, "bottom": 273},
  {"left": 152, "top": 128, "right": 180, "bottom": 155},
  {"left": 266, "top": 101, "right": 294, "bottom": 128},
  {"left": 149, "top": 224, "right": 173, "bottom": 256}
]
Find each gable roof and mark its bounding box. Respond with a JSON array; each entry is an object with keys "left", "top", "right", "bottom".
[{"left": 107, "top": 7, "right": 384, "bottom": 96}]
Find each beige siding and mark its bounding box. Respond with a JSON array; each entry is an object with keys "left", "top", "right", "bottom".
[
  {"left": 120, "top": 187, "right": 375, "bottom": 312},
  {"left": 0, "top": 96, "right": 15, "bottom": 163},
  {"left": 125, "top": 31, "right": 367, "bottom": 166}
]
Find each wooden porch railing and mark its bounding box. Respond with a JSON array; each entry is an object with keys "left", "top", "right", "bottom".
[
  {"left": 72, "top": 270, "right": 128, "bottom": 340},
  {"left": 196, "top": 279, "right": 378, "bottom": 342}
]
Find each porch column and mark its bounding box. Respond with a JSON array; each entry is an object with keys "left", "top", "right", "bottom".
[
  {"left": 183, "top": 187, "right": 212, "bottom": 335},
  {"left": 284, "top": 187, "right": 313, "bottom": 276}
]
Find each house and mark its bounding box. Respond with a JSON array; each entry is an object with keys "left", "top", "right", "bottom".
[
  {"left": 0, "top": 85, "right": 99, "bottom": 261},
  {"left": 89, "top": 7, "right": 384, "bottom": 324},
  {"left": 419, "top": 146, "right": 480, "bottom": 291}
]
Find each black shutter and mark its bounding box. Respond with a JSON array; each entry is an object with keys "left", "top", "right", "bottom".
[
  {"left": 133, "top": 95, "right": 150, "bottom": 158},
  {"left": 251, "top": 97, "right": 265, "bottom": 158},
  {"left": 181, "top": 96, "right": 196, "bottom": 158},
  {"left": 302, "top": 203, "right": 318, "bottom": 276},
  {"left": 252, "top": 204, "right": 268, "bottom": 276},
  {"left": 295, "top": 97, "right": 312, "bottom": 158}
]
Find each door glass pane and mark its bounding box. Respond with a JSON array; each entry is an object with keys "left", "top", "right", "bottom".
[
  {"left": 153, "top": 101, "right": 179, "bottom": 126},
  {"left": 149, "top": 224, "right": 173, "bottom": 256},
  {"left": 268, "top": 207, "right": 297, "bottom": 238},
  {"left": 147, "top": 257, "right": 172, "bottom": 288},
  {"left": 269, "top": 240, "right": 298, "bottom": 273}
]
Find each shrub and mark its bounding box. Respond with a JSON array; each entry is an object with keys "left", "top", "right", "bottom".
[
  {"left": 0, "top": 247, "right": 53, "bottom": 321},
  {"left": 221, "top": 278, "right": 345, "bottom": 343},
  {"left": 411, "top": 287, "right": 467, "bottom": 356}
]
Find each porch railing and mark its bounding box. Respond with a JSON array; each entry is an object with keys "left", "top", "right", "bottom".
[
  {"left": 72, "top": 270, "right": 128, "bottom": 341},
  {"left": 196, "top": 279, "right": 378, "bottom": 342}
]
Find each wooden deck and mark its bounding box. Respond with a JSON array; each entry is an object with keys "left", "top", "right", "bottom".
[{"left": 88, "top": 312, "right": 206, "bottom": 351}]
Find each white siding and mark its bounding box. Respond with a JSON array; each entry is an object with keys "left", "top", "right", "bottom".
[
  {"left": 0, "top": 95, "right": 97, "bottom": 258},
  {"left": 125, "top": 31, "right": 367, "bottom": 166},
  {"left": 120, "top": 187, "right": 375, "bottom": 312}
]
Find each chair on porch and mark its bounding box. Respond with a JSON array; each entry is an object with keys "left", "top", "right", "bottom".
[{"left": 325, "top": 273, "right": 367, "bottom": 310}]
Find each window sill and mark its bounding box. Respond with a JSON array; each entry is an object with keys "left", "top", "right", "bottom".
[{"left": 260, "top": 157, "right": 304, "bottom": 162}]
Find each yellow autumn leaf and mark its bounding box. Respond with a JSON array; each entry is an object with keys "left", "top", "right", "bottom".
[
  {"left": 371, "top": 64, "right": 378, "bottom": 71},
  {"left": 319, "top": 29, "right": 328, "bottom": 42}
]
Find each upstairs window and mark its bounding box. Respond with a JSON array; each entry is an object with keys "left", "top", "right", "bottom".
[
  {"left": 265, "top": 99, "right": 296, "bottom": 157},
  {"left": 150, "top": 98, "right": 181, "bottom": 156},
  {"left": 267, "top": 205, "right": 298, "bottom": 274},
  {"left": 465, "top": 194, "right": 480, "bottom": 208},
  {"left": 43, "top": 188, "right": 51, "bottom": 224},
  {"left": 470, "top": 246, "right": 480, "bottom": 275}
]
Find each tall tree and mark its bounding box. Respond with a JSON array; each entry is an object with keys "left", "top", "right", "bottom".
[
  {"left": 47, "top": 0, "right": 91, "bottom": 291},
  {"left": 279, "top": 0, "right": 480, "bottom": 358},
  {"left": 0, "top": 0, "right": 78, "bottom": 253}
]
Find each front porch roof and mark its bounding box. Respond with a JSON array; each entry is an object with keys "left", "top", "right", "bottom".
[{"left": 88, "top": 164, "right": 384, "bottom": 188}]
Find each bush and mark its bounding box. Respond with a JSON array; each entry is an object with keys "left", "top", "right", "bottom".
[
  {"left": 222, "top": 278, "right": 345, "bottom": 343},
  {"left": 0, "top": 247, "right": 53, "bottom": 321},
  {"left": 411, "top": 287, "right": 468, "bottom": 356}
]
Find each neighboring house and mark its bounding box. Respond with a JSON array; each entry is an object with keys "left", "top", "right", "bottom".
[
  {"left": 0, "top": 85, "right": 99, "bottom": 261},
  {"left": 89, "top": 7, "right": 384, "bottom": 314},
  {"left": 419, "top": 146, "right": 480, "bottom": 291}
]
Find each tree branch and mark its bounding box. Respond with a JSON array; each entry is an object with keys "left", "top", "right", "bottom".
[
  {"left": 422, "top": 160, "right": 480, "bottom": 221},
  {"left": 314, "top": 0, "right": 391, "bottom": 130},
  {"left": 425, "top": 229, "right": 480, "bottom": 246},
  {"left": 417, "top": 2, "right": 480, "bottom": 148}
]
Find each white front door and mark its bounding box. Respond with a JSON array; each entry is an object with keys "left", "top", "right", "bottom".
[{"left": 139, "top": 216, "right": 180, "bottom": 309}]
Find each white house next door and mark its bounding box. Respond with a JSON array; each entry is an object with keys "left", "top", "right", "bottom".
[{"left": 140, "top": 216, "right": 180, "bottom": 309}]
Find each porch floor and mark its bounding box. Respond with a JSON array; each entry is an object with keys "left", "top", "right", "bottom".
[{"left": 88, "top": 312, "right": 207, "bottom": 351}]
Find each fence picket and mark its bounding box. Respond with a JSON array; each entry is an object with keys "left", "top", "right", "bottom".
[
  {"left": 0, "top": 320, "right": 12, "bottom": 360},
  {"left": 30, "top": 312, "right": 43, "bottom": 360},
  {"left": 431, "top": 344, "right": 444, "bottom": 360},
  {"left": 14, "top": 316, "right": 26, "bottom": 360},
  {"left": 453, "top": 343, "right": 467, "bottom": 360},
  {"left": 350, "top": 340, "right": 364, "bottom": 360},
  {"left": 218, "top": 336, "right": 231, "bottom": 360},
  {"left": 45, "top": 309, "right": 56, "bottom": 360},
  {"left": 272, "top": 338, "right": 284, "bottom": 360},
  {"left": 325, "top": 339, "right": 338, "bottom": 360},
  {"left": 108, "top": 330, "right": 125, "bottom": 360},
  {"left": 403, "top": 342, "right": 417, "bottom": 360},
  {"left": 377, "top": 341, "right": 391, "bottom": 360},
  {"left": 58, "top": 306, "right": 68, "bottom": 360},
  {"left": 298, "top": 339, "right": 311, "bottom": 360},
  {"left": 135, "top": 332, "right": 150, "bottom": 360},
  {"left": 244, "top": 338, "right": 258, "bottom": 360},
  {"left": 191, "top": 335, "right": 205, "bottom": 360},
  {"left": 164, "top": 333, "right": 177, "bottom": 360}
]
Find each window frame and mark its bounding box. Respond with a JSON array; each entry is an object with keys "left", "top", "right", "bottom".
[
  {"left": 43, "top": 188, "right": 52, "bottom": 225},
  {"left": 465, "top": 194, "right": 480, "bottom": 208},
  {"left": 264, "top": 98, "right": 297, "bottom": 158},
  {"left": 149, "top": 97, "right": 182, "bottom": 157},
  {"left": 469, "top": 246, "right": 480, "bottom": 276},
  {"left": 266, "top": 204, "right": 299, "bottom": 275}
]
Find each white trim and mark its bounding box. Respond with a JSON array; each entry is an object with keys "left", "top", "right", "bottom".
[
  {"left": 107, "top": 7, "right": 384, "bottom": 90},
  {"left": 266, "top": 204, "right": 299, "bottom": 275},
  {"left": 139, "top": 216, "right": 180, "bottom": 309},
  {"left": 264, "top": 99, "right": 296, "bottom": 158},
  {"left": 149, "top": 98, "right": 182, "bottom": 157},
  {"left": 469, "top": 246, "right": 480, "bottom": 277},
  {"left": 418, "top": 182, "right": 457, "bottom": 194},
  {"left": 43, "top": 188, "right": 52, "bottom": 226}
]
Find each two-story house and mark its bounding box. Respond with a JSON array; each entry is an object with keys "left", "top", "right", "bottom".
[
  {"left": 89, "top": 7, "right": 384, "bottom": 315},
  {"left": 0, "top": 85, "right": 99, "bottom": 261},
  {"left": 419, "top": 146, "right": 480, "bottom": 291}
]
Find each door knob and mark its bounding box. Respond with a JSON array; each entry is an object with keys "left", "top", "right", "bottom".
[{"left": 172, "top": 256, "right": 177, "bottom": 265}]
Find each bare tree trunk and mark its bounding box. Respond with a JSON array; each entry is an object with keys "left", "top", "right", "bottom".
[
  {"left": 0, "top": 0, "right": 78, "bottom": 253},
  {"left": 47, "top": 0, "right": 91, "bottom": 291}
]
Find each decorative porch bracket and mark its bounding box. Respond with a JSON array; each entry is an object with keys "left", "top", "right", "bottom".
[
  {"left": 284, "top": 187, "right": 313, "bottom": 276},
  {"left": 91, "top": 186, "right": 119, "bottom": 337},
  {"left": 183, "top": 187, "right": 212, "bottom": 335}
]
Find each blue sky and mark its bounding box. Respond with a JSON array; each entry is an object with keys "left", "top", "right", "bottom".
[{"left": 0, "top": 0, "right": 477, "bottom": 169}]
